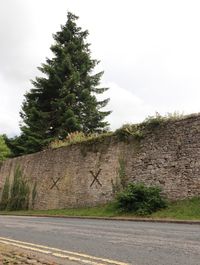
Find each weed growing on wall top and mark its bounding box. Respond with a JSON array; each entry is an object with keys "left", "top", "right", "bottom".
[
  {"left": 48, "top": 112, "right": 185, "bottom": 149},
  {"left": 142, "top": 111, "right": 184, "bottom": 128},
  {"left": 49, "top": 131, "right": 112, "bottom": 149},
  {"left": 115, "top": 112, "right": 185, "bottom": 143},
  {"left": 114, "top": 124, "right": 144, "bottom": 142},
  {"left": 142, "top": 112, "right": 164, "bottom": 128}
]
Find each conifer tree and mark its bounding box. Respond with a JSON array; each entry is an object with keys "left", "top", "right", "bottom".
[{"left": 20, "top": 12, "right": 110, "bottom": 153}]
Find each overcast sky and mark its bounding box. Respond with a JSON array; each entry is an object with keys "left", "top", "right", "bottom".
[{"left": 1, "top": 0, "right": 200, "bottom": 136}]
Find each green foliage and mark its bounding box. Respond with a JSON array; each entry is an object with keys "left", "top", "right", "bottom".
[
  {"left": 0, "top": 135, "right": 10, "bottom": 161},
  {"left": 115, "top": 112, "right": 185, "bottom": 143},
  {"left": 0, "top": 177, "right": 10, "bottom": 210},
  {"left": 49, "top": 131, "right": 112, "bottom": 149},
  {"left": 112, "top": 158, "right": 127, "bottom": 194},
  {"left": 152, "top": 197, "right": 200, "bottom": 220},
  {"left": 7, "top": 166, "right": 30, "bottom": 211},
  {"left": 142, "top": 111, "right": 184, "bottom": 128},
  {"left": 118, "top": 158, "right": 127, "bottom": 189},
  {"left": 164, "top": 111, "right": 184, "bottom": 120},
  {"left": 115, "top": 124, "right": 144, "bottom": 141},
  {"left": 19, "top": 12, "right": 111, "bottom": 154},
  {"left": 0, "top": 203, "right": 119, "bottom": 217},
  {"left": 49, "top": 131, "right": 91, "bottom": 148},
  {"left": 3, "top": 134, "right": 27, "bottom": 157},
  {"left": 142, "top": 112, "right": 165, "bottom": 128},
  {"left": 116, "top": 183, "right": 167, "bottom": 215},
  {"left": 1, "top": 197, "right": 200, "bottom": 220}
]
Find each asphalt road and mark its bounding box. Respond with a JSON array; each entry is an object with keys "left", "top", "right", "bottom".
[{"left": 0, "top": 216, "right": 200, "bottom": 265}]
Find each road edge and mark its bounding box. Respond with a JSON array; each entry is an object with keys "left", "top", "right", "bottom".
[{"left": 0, "top": 214, "right": 200, "bottom": 225}]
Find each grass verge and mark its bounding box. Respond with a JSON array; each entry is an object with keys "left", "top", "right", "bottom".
[
  {"left": 0, "top": 198, "right": 200, "bottom": 220},
  {"left": 0, "top": 203, "right": 119, "bottom": 217},
  {"left": 152, "top": 197, "right": 200, "bottom": 220}
]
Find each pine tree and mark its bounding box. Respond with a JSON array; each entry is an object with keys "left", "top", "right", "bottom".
[{"left": 20, "top": 12, "right": 111, "bottom": 154}]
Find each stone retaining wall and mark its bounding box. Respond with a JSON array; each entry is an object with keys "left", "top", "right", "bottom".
[{"left": 1, "top": 114, "right": 200, "bottom": 210}]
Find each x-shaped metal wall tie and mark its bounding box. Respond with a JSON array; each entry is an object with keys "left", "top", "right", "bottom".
[
  {"left": 50, "top": 176, "right": 62, "bottom": 190},
  {"left": 90, "top": 169, "right": 102, "bottom": 187}
]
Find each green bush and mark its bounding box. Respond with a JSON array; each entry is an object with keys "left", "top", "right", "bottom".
[
  {"left": 116, "top": 183, "right": 167, "bottom": 215},
  {"left": 0, "top": 135, "right": 10, "bottom": 161}
]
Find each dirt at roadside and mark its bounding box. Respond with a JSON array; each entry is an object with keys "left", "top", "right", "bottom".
[{"left": 0, "top": 243, "right": 65, "bottom": 265}]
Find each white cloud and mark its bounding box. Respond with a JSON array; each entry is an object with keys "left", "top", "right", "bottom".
[
  {"left": 0, "top": 75, "right": 21, "bottom": 136},
  {"left": 101, "top": 82, "right": 155, "bottom": 129}
]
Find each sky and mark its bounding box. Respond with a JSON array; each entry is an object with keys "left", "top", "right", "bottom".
[{"left": 1, "top": 0, "right": 200, "bottom": 136}]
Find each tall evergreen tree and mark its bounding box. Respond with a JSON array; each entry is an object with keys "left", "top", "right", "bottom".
[{"left": 20, "top": 12, "right": 111, "bottom": 154}]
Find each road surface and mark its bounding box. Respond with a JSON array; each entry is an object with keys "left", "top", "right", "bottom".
[{"left": 0, "top": 216, "right": 200, "bottom": 265}]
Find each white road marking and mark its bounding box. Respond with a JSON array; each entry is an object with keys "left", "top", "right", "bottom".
[
  {"left": 0, "top": 240, "right": 51, "bottom": 254},
  {"left": 0, "top": 236, "right": 131, "bottom": 265},
  {"left": 53, "top": 253, "right": 106, "bottom": 265}
]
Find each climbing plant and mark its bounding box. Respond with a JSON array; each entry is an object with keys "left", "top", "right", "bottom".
[
  {"left": 0, "top": 166, "right": 30, "bottom": 211},
  {"left": 0, "top": 177, "right": 10, "bottom": 210}
]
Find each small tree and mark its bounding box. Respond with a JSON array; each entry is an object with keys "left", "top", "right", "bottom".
[{"left": 20, "top": 12, "right": 111, "bottom": 154}]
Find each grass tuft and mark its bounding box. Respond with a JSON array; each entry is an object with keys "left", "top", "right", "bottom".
[{"left": 152, "top": 197, "right": 200, "bottom": 220}]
